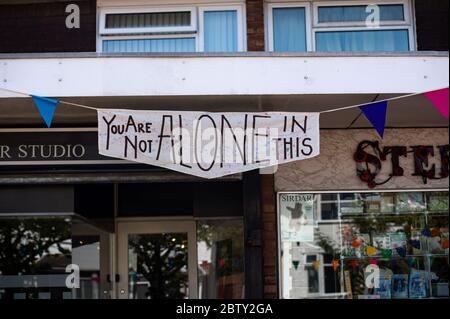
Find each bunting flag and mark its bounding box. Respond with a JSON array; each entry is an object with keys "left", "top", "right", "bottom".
[
  {"left": 410, "top": 240, "right": 421, "bottom": 249},
  {"left": 331, "top": 259, "right": 340, "bottom": 271},
  {"left": 351, "top": 260, "right": 359, "bottom": 270},
  {"left": 424, "top": 88, "right": 449, "bottom": 119},
  {"left": 395, "top": 247, "right": 407, "bottom": 258},
  {"left": 390, "top": 259, "right": 397, "bottom": 268},
  {"left": 366, "top": 246, "right": 378, "bottom": 257},
  {"left": 292, "top": 260, "right": 300, "bottom": 270},
  {"left": 442, "top": 238, "right": 449, "bottom": 249},
  {"left": 381, "top": 249, "right": 392, "bottom": 259},
  {"left": 421, "top": 228, "right": 432, "bottom": 238},
  {"left": 360, "top": 101, "right": 388, "bottom": 138},
  {"left": 407, "top": 258, "right": 417, "bottom": 267},
  {"left": 351, "top": 237, "right": 363, "bottom": 248},
  {"left": 431, "top": 228, "right": 441, "bottom": 237},
  {"left": 313, "top": 260, "right": 320, "bottom": 272},
  {"left": 31, "top": 95, "right": 59, "bottom": 128}
]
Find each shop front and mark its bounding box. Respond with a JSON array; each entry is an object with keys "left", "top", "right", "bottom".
[
  {"left": 276, "top": 128, "right": 449, "bottom": 299},
  {"left": 0, "top": 128, "right": 251, "bottom": 300}
]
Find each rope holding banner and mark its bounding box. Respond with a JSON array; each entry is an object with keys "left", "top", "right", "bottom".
[{"left": 0, "top": 86, "right": 448, "bottom": 114}]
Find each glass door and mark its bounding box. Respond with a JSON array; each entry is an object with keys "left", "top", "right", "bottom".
[{"left": 117, "top": 220, "right": 198, "bottom": 299}]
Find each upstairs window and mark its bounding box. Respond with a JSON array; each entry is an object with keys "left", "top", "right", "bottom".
[
  {"left": 202, "top": 10, "right": 239, "bottom": 52},
  {"left": 103, "top": 10, "right": 196, "bottom": 32},
  {"left": 268, "top": 1, "right": 414, "bottom": 52},
  {"left": 313, "top": 1, "right": 413, "bottom": 52},
  {"left": 268, "top": 3, "right": 311, "bottom": 52},
  {"left": 317, "top": 4, "right": 405, "bottom": 23},
  {"left": 99, "top": 5, "right": 245, "bottom": 53}
]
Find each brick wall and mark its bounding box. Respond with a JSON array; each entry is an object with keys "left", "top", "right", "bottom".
[
  {"left": 0, "top": 0, "right": 97, "bottom": 53},
  {"left": 415, "top": 0, "right": 449, "bottom": 51},
  {"left": 246, "top": 0, "right": 265, "bottom": 51},
  {"left": 261, "top": 174, "right": 278, "bottom": 298}
]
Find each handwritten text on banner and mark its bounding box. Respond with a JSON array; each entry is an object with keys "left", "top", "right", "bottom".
[{"left": 98, "top": 110, "right": 320, "bottom": 178}]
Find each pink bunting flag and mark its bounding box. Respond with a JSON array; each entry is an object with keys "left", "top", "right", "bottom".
[{"left": 424, "top": 88, "right": 449, "bottom": 119}]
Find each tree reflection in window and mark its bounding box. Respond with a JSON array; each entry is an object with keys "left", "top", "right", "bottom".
[
  {"left": 0, "top": 217, "right": 72, "bottom": 300},
  {"left": 128, "top": 233, "right": 188, "bottom": 299}
]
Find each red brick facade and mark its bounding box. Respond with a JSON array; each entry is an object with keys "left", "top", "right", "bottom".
[
  {"left": 246, "top": 0, "right": 266, "bottom": 51},
  {"left": 247, "top": 0, "right": 277, "bottom": 299},
  {"left": 260, "top": 174, "right": 278, "bottom": 298}
]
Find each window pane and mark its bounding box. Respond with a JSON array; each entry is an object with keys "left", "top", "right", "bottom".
[
  {"left": 128, "top": 233, "right": 188, "bottom": 299},
  {"left": 204, "top": 11, "right": 238, "bottom": 52},
  {"left": 197, "top": 220, "right": 244, "bottom": 299},
  {"left": 103, "top": 38, "right": 196, "bottom": 53},
  {"left": 316, "top": 29, "right": 409, "bottom": 52},
  {"left": 306, "top": 266, "right": 319, "bottom": 293},
  {"left": 324, "top": 266, "right": 340, "bottom": 293},
  {"left": 280, "top": 191, "right": 449, "bottom": 299},
  {"left": 321, "top": 202, "right": 338, "bottom": 220},
  {"left": 322, "top": 194, "right": 337, "bottom": 201},
  {"left": 106, "top": 11, "right": 191, "bottom": 28},
  {"left": 318, "top": 4, "right": 405, "bottom": 23},
  {"left": 273, "top": 7, "right": 307, "bottom": 52},
  {"left": 0, "top": 217, "right": 105, "bottom": 300}
]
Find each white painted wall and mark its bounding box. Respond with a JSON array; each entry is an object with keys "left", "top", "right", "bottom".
[{"left": 0, "top": 55, "right": 448, "bottom": 98}]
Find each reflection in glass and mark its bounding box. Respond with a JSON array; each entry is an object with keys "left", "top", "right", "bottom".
[
  {"left": 72, "top": 235, "right": 101, "bottom": 299},
  {"left": 280, "top": 191, "right": 449, "bottom": 299},
  {"left": 197, "top": 220, "right": 244, "bottom": 299},
  {"left": 128, "top": 233, "right": 188, "bottom": 299},
  {"left": 0, "top": 217, "right": 72, "bottom": 300},
  {"left": 0, "top": 216, "right": 104, "bottom": 300}
]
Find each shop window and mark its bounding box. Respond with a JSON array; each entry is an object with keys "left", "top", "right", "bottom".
[
  {"left": 197, "top": 219, "right": 244, "bottom": 299},
  {"left": 99, "top": 5, "right": 245, "bottom": 53},
  {"left": 267, "top": 1, "right": 414, "bottom": 52},
  {"left": 279, "top": 191, "right": 449, "bottom": 299}
]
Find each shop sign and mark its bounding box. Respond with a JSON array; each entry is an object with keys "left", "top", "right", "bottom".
[
  {"left": 0, "top": 128, "right": 122, "bottom": 166},
  {"left": 279, "top": 193, "right": 315, "bottom": 242},
  {"left": 354, "top": 140, "right": 449, "bottom": 188}
]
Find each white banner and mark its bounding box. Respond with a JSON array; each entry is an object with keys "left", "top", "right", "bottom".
[{"left": 98, "top": 110, "right": 320, "bottom": 179}]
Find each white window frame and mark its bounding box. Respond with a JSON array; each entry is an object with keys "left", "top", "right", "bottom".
[
  {"left": 312, "top": 0, "right": 415, "bottom": 51},
  {"left": 99, "top": 6, "right": 198, "bottom": 36},
  {"left": 198, "top": 4, "right": 247, "bottom": 52},
  {"left": 98, "top": 4, "right": 246, "bottom": 53},
  {"left": 312, "top": 0, "right": 412, "bottom": 27},
  {"left": 266, "top": 0, "right": 415, "bottom": 52},
  {"left": 100, "top": 34, "right": 198, "bottom": 53},
  {"left": 267, "top": 2, "right": 313, "bottom": 52}
]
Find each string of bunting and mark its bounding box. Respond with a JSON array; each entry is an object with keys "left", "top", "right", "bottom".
[
  {"left": 0, "top": 87, "right": 448, "bottom": 138},
  {"left": 287, "top": 225, "right": 446, "bottom": 273},
  {"left": 349, "top": 227, "right": 448, "bottom": 264}
]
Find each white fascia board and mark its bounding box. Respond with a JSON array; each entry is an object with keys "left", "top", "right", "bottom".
[{"left": 0, "top": 55, "right": 448, "bottom": 98}]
